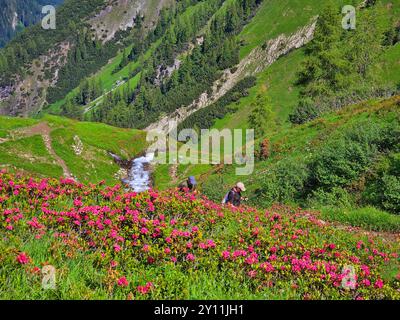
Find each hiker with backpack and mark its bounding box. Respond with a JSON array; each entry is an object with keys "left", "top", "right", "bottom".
[
  {"left": 222, "top": 182, "right": 247, "bottom": 207},
  {"left": 178, "top": 176, "right": 197, "bottom": 192}
]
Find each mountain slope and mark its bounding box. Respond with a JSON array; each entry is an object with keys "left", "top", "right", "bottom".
[
  {"left": 0, "top": 115, "right": 146, "bottom": 184},
  {"left": 0, "top": 0, "right": 64, "bottom": 48},
  {"left": 0, "top": 0, "right": 173, "bottom": 116}
]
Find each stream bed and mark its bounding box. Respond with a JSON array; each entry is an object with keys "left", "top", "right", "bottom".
[{"left": 120, "top": 152, "right": 155, "bottom": 193}]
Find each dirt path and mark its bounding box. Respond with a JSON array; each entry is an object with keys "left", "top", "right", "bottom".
[
  {"left": 169, "top": 164, "right": 178, "bottom": 184},
  {"left": 17, "top": 122, "right": 72, "bottom": 178}
]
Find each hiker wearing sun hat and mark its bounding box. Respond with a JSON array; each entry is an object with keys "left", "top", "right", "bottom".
[
  {"left": 222, "top": 182, "right": 246, "bottom": 207},
  {"left": 178, "top": 176, "right": 197, "bottom": 192}
]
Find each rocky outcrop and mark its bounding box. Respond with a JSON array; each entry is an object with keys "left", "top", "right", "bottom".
[
  {"left": 154, "top": 36, "right": 204, "bottom": 86},
  {"left": 146, "top": 21, "right": 317, "bottom": 134},
  {"left": 154, "top": 59, "right": 182, "bottom": 86},
  {"left": 90, "top": 0, "right": 174, "bottom": 43}
]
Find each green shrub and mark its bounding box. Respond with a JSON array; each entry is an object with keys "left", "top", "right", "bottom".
[
  {"left": 363, "top": 153, "right": 400, "bottom": 214},
  {"left": 308, "top": 187, "right": 354, "bottom": 208},
  {"left": 380, "top": 174, "right": 400, "bottom": 214},
  {"left": 258, "top": 158, "right": 309, "bottom": 207},
  {"left": 289, "top": 98, "right": 319, "bottom": 124},
  {"left": 308, "top": 121, "right": 393, "bottom": 189}
]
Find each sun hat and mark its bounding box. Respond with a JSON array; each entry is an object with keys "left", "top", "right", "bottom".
[{"left": 236, "top": 182, "right": 246, "bottom": 192}]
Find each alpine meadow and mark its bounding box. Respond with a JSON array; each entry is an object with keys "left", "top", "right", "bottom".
[{"left": 0, "top": 0, "right": 399, "bottom": 302}]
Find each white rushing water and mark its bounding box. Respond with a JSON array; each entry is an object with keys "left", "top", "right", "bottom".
[{"left": 124, "top": 152, "right": 155, "bottom": 193}]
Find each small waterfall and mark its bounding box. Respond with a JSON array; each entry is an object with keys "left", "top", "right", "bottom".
[{"left": 122, "top": 152, "right": 154, "bottom": 193}]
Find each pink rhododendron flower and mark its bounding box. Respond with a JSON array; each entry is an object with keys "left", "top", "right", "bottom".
[
  {"left": 248, "top": 270, "right": 257, "bottom": 278},
  {"left": 137, "top": 282, "right": 153, "bottom": 294},
  {"left": 362, "top": 279, "right": 371, "bottom": 287},
  {"left": 374, "top": 279, "right": 384, "bottom": 289},
  {"left": 222, "top": 251, "right": 230, "bottom": 259},
  {"left": 16, "top": 252, "right": 29, "bottom": 265},
  {"left": 360, "top": 265, "right": 370, "bottom": 277},
  {"left": 186, "top": 253, "right": 195, "bottom": 261},
  {"left": 117, "top": 277, "right": 129, "bottom": 287}
]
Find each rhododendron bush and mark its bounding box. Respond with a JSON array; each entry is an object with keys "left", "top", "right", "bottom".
[{"left": 0, "top": 171, "right": 399, "bottom": 300}]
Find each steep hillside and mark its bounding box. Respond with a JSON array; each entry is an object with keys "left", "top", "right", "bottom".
[
  {"left": 149, "top": 1, "right": 400, "bottom": 228},
  {"left": 0, "top": 0, "right": 173, "bottom": 116},
  {"left": 1, "top": 1, "right": 398, "bottom": 207},
  {"left": 0, "top": 115, "right": 146, "bottom": 184},
  {"left": 0, "top": 172, "right": 399, "bottom": 299},
  {"left": 0, "top": 0, "right": 64, "bottom": 48}
]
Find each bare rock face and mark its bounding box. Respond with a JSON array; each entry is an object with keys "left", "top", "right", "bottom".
[
  {"left": 89, "top": 0, "right": 173, "bottom": 43},
  {"left": 145, "top": 21, "right": 317, "bottom": 134}
]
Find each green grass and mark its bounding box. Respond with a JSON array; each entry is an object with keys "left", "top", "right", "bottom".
[
  {"left": 0, "top": 116, "right": 39, "bottom": 131},
  {"left": 0, "top": 114, "right": 148, "bottom": 184},
  {"left": 238, "top": 0, "right": 347, "bottom": 59},
  {"left": 0, "top": 135, "right": 63, "bottom": 177},
  {"left": 46, "top": 115, "right": 147, "bottom": 184},
  {"left": 377, "top": 43, "right": 400, "bottom": 85},
  {"left": 321, "top": 206, "right": 400, "bottom": 232},
  {"left": 214, "top": 48, "right": 305, "bottom": 131}
]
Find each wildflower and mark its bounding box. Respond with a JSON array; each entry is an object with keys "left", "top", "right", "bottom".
[
  {"left": 117, "top": 277, "right": 129, "bottom": 287},
  {"left": 73, "top": 199, "right": 83, "bottom": 207},
  {"left": 360, "top": 265, "right": 370, "bottom": 277},
  {"left": 261, "top": 262, "right": 275, "bottom": 273},
  {"left": 222, "top": 251, "right": 230, "bottom": 259},
  {"left": 186, "top": 253, "right": 195, "bottom": 261},
  {"left": 16, "top": 252, "right": 30, "bottom": 265},
  {"left": 137, "top": 282, "right": 153, "bottom": 294},
  {"left": 374, "top": 279, "right": 384, "bottom": 289},
  {"left": 248, "top": 270, "right": 257, "bottom": 278},
  {"left": 31, "top": 266, "right": 41, "bottom": 274},
  {"left": 362, "top": 279, "right": 371, "bottom": 287},
  {"left": 270, "top": 246, "right": 277, "bottom": 254}
]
